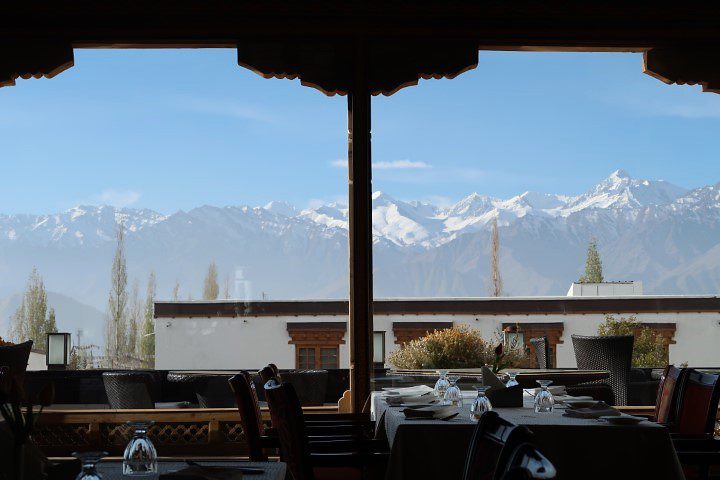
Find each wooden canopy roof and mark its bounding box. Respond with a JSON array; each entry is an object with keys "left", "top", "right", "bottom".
[{"left": 2, "top": 0, "right": 720, "bottom": 94}]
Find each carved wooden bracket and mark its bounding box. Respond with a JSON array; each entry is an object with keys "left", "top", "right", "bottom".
[
  {"left": 0, "top": 43, "right": 74, "bottom": 88},
  {"left": 286, "top": 322, "right": 347, "bottom": 345},
  {"left": 644, "top": 48, "right": 720, "bottom": 94},
  {"left": 392, "top": 321, "right": 453, "bottom": 345},
  {"left": 237, "top": 39, "right": 477, "bottom": 96}
]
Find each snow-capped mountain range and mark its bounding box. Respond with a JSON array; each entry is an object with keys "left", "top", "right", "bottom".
[{"left": 1, "top": 169, "right": 719, "bottom": 340}]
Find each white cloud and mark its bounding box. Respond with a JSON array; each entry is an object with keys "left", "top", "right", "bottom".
[
  {"left": 329, "top": 159, "right": 431, "bottom": 170},
  {"left": 98, "top": 189, "right": 141, "bottom": 208}
]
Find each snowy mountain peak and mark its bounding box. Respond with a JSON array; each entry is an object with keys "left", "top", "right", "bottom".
[{"left": 263, "top": 201, "right": 298, "bottom": 217}]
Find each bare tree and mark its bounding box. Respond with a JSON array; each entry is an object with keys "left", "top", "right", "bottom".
[
  {"left": 10, "top": 267, "right": 55, "bottom": 351},
  {"left": 104, "top": 220, "right": 128, "bottom": 367},
  {"left": 489, "top": 218, "right": 503, "bottom": 297},
  {"left": 223, "top": 273, "right": 232, "bottom": 299},
  {"left": 203, "top": 261, "right": 219, "bottom": 300},
  {"left": 140, "top": 271, "right": 156, "bottom": 367},
  {"left": 171, "top": 280, "right": 180, "bottom": 301}
]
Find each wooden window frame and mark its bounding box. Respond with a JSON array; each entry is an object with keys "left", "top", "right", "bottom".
[
  {"left": 287, "top": 322, "right": 346, "bottom": 369},
  {"left": 392, "top": 321, "right": 452, "bottom": 345}
]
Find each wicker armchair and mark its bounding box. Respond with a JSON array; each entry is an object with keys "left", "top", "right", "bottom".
[
  {"left": 102, "top": 371, "right": 156, "bottom": 409},
  {"left": 529, "top": 337, "right": 549, "bottom": 369},
  {"left": 0, "top": 340, "right": 33, "bottom": 382},
  {"left": 571, "top": 335, "right": 634, "bottom": 406}
]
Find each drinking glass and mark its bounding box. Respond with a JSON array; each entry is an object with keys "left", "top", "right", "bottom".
[
  {"left": 434, "top": 370, "right": 450, "bottom": 398},
  {"left": 506, "top": 372, "right": 519, "bottom": 387},
  {"left": 534, "top": 379, "right": 555, "bottom": 413},
  {"left": 72, "top": 451, "right": 107, "bottom": 480},
  {"left": 470, "top": 386, "right": 492, "bottom": 421},
  {"left": 123, "top": 421, "right": 158, "bottom": 476},
  {"left": 443, "top": 375, "right": 463, "bottom": 407}
]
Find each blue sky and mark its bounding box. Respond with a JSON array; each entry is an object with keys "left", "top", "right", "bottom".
[{"left": 1, "top": 49, "right": 719, "bottom": 214}]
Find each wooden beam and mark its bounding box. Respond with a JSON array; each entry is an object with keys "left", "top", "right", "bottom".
[
  {"left": 347, "top": 41, "right": 373, "bottom": 413},
  {"left": 644, "top": 48, "right": 720, "bottom": 94}
]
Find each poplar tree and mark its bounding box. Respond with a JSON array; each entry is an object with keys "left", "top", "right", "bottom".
[
  {"left": 104, "top": 221, "right": 128, "bottom": 366},
  {"left": 126, "top": 279, "right": 142, "bottom": 358},
  {"left": 140, "top": 271, "right": 157, "bottom": 367},
  {"left": 10, "top": 267, "right": 56, "bottom": 351},
  {"left": 171, "top": 280, "right": 180, "bottom": 301},
  {"left": 579, "top": 237, "right": 604, "bottom": 283},
  {"left": 489, "top": 218, "right": 503, "bottom": 297},
  {"left": 203, "top": 261, "right": 219, "bottom": 300}
]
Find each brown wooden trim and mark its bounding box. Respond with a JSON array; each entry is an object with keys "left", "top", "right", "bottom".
[
  {"left": 286, "top": 322, "right": 347, "bottom": 332},
  {"left": 503, "top": 322, "right": 565, "bottom": 368},
  {"left": 155, "top": 297, "right": 720, "bottom": 318},
  {"left": 392, "top": 321, "right": 452, "bottom": 344}
]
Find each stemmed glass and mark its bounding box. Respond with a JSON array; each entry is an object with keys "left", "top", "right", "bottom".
[
  {"left": 434, "top": 370, "right": 450, "bottom": 398},
  {"left": 470, "top": 386, "right": 492, "bottom": 421},
  {"left": 73, "top": 451, "right": 108, "bottom": 480},
  {"left": 443, "top": 374, "right": 463, "bottom": 407},
  {"left": 534, "top": 380, "right": 555, "bottom": 413},
  {"left": 506, "top": 372, "right": 519, "bottom": 387},
  {"left": 123, "top": 421, "right": 158, "bottom": 476}
]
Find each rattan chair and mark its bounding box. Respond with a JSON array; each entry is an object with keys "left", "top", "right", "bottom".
[
  {"left": 571, "top": 335, "right": 634, "bottom": 406},
  {"left": 102, "top": 371, "right": 156, "bottom": 408},
  {"left": 529, "top": 337, "right": 549, "bottom": 369},
  {"left": 0, "top": 340, "right": 33, "bottom": 383}
]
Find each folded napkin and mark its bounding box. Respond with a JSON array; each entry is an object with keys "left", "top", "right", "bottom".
[
  {"left": 160, "top": 465, "right": 245, "bottom": 480},
  {"left": 382, "top": 385, "right": 434, "bottom": 395},
  {"left": 481, "top": 366, "right": 506, "bottom": 391},
  {"left": 385, "top": 394, "right": 436, "bottom": 406},
  {"left": 403, "top": 405, "right": 457, "bottom": 420},
  {"left": 563, "top": 402, "right": 621, "bottom": 419}
]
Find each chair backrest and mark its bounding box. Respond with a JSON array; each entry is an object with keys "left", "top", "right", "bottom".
[
  {"left": 0, "top": 340, "right": 33, "bottom": 383},
  {"left": 102, "top": 371, "right": 155, "bottom": 409},
  {"left": 499, "top": 443, "right": 557, "bottom": 480},
  {"left": 654, "top": 365, "right": 685, "bottom": 424},
  {"left": 259, "top": 365, "right": 279, "bottom": 384},
  {"left": 529, "top": 337, "right": 549, "bottom": 369},
  {"left": 462, "top": 411, "right": 532, "bottom": 480},
  {"left": 672, "top": 369, "right": 720, "bottom": 436},
  {"left": 228, "top": 371, "right": 267, "bottom": 461},
  {"left": 571, "top": 335, "right": 634, "bottom": 406},
  {"left": 264, "top": 379, "right": 314, "bottom": 480}
]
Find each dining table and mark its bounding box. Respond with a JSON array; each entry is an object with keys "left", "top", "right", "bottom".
[
  {"left": 372, "top": 389, "right": 685, "bottom": 480},
  {"left": 97, "top": 460, "right": 286, "bottom": 480}
]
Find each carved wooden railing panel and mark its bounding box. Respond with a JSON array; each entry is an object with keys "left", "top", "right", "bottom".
[{"left": 34, "top": 406, "right": 337, "bottom": 458}]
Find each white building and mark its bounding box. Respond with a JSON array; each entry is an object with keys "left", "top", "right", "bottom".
[
  {"left": 154, "top": 295, "right": 720, "bottom": 370},
  {"left": 567, "top": 281, "right": 643, "bottom": 297}
]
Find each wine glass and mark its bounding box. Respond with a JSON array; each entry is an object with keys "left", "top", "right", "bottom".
[
  {"left": 123, "top": 421, "right": 158, "bottom": 476},
  {"left": 470, "top": 386, "right": 492, "bottom": 421},
  {"left": 443, "top": 374, "right": 463, "bottom": 407},
  {"left": 72, "top": 451, "right": 107, "bottom": 480},
  {"left": 506, "top": 372, "right": 519, "bottom": 387},
  {"left": 434, "top": 370, "right": 450, "bottom": 398},
  {"left": 534, "top": 379, "right": 555, "bottom": 413}
]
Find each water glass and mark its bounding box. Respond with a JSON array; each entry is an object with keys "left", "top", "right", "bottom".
[
  {"left": 506, "top": 372, "right": 519, "bottom": 387},
  {"left": 73, "top": 451, "right": 107, "bottom": 480},
  {"left": 443, "top": 375, "right": 463, "bottom": 407},
  {"left": 534, "top": 379, "right": 555, "bottom": 413},
  {"left": 434, "top": 370, "right": 450, "bottom": 398},
  {"left": 123, "top": 421, "right": 158, "bottom": 476},
  {"left": 470, "top": 386, "right": 492, "bottom": 421}
]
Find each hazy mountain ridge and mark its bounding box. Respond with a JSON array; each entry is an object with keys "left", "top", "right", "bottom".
[{"left": 0, "top": 170, "right": 718, "bottom": 322}]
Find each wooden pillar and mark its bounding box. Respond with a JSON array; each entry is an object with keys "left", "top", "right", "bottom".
[{"left": 347, "top": 42, "right": 373, "bottom": 413}]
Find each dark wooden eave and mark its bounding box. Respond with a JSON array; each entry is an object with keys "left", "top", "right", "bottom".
[
  {"left": 154, "top": 296, "right": 720, "bottom": 318},
  {"left": 4, "top": 1, "right": 720, "bottom": 94}
]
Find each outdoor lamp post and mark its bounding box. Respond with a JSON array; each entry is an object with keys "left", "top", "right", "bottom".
[{"left": 46, "top": 332, "right": 71, "bottom": 370}]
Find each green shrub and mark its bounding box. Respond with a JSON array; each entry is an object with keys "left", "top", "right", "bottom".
[
  {"left": 387, "top": 325, "right": 532, "bottom": 370},
  {"left": 597, "top": 314, "right": 667, "bottom": 368}
]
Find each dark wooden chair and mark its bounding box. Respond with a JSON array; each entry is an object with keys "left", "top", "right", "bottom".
[
  {"left": 263, "top": 378, "right": 388, "bottom": 480},
  {"left": 653, "top": 365, "right": 686, "bottom": 424},
  {"left": 462, "top": 411, "right": 532, "bottom": 480},
  {"left": 571, "top": 335, "right": 634, "bottom": 406},
  {"left": 499, "top": 443, "right": 557, "bottom": 480},
  {"left": 228, "top": 371, "right": 272, "bottom": 461},
  {"left": 668, "top": 369, "right": 720, "bottom": 480}
]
